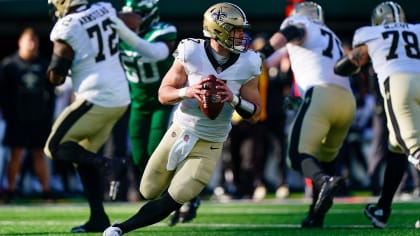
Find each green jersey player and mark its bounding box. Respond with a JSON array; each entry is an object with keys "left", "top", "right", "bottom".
[
  {"left": 112, "top": 0, "right": 200, "bottom": 226},
  {"left": 119, "top": 0, "right": 176, "bottom": 177}
]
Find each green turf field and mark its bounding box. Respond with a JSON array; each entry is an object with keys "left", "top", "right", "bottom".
[{"left": 0, "top": 198, "right": 419, "bottom": 236}]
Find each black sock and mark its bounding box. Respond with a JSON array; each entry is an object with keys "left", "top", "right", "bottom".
[
  {"left": 378, "top": 151, "right": 407, "bottom": 210},
  {"left": 300, "top": 154, "right": 328, "bottom": 188},
  {"left": 118, "top": 192, "right": 182, "bottom": 233},
  {"left": 320, "top": 159, "right": 337, "bottom": 176},
  {"left": 77, "top": 164, "right": 108, "bottom": 223}
]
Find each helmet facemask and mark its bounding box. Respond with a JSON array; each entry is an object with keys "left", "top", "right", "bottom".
[
  {"left": 292, "top": 1, "right": 324, "bottom": 24},
  {"left": 123, "top": 0, "right": 160, "bottom": 34},
  {"left": 224, "top": 26, "right": 251, "bottom": 54},
  {"left": 203, "top": 2, "right": 251, "bottom": 54},
  {"left": 371, "top": 1, "right": 406, "bottom": 26}
]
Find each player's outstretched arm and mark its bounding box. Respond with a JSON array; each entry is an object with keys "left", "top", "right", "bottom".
[
  {"left": 259, "top": 24, "right": 305, "bottom": 59},
  {"left": 109, "top": 15, "right": 169, "bottom": 61}
]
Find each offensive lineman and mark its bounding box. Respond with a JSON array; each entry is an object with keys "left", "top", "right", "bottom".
[
  {"left": 103, "top": 2, "right": 261, "bottom": 235},
  {"left": 45, "top": 0, "right": 133, "bottom": 233},
  {"left": 334, "top": 1, "right": 420, "bottom": 228},
  {"left": 258, "top": 1, "right": 356, "bottom": 228}
]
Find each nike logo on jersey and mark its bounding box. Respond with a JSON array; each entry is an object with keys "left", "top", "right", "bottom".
[{"left": 210, "top": 146, "right": 220, "bottom": 150}]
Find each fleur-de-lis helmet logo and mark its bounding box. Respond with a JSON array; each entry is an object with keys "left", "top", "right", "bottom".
[{"left": 211, "top": 8, "right": 227, "bottom": 24}]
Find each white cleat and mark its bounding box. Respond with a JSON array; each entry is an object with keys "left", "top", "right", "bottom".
[
  {"left": 103, "top": 225, "right": 122, "bottom": 236},
  {"left": 408, "top": 154, "right": 420, "bottom": 171}
]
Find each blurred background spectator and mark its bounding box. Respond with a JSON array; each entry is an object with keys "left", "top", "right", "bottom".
[{"left": 0, "top": 27, "right": 55, "bottom": 202}]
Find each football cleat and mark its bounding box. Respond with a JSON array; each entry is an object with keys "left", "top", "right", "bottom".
[
  {"left": 301, "top": 212, "right": 325, "bottom": 228},
  {"left": 109, "top": 180, "right": 120, "bottom": 201},
  {"left": 314, "top": 176, "right": 345, "bottom": 215},
  {"left": 415, "top": 219, "right": 420, "bottom": 228},
  {"left": 103, "top": 223, "right": 122, "bottom": 236},
  {"left": 179, "top": 196, "right": 201, "bottom": 223},
  {"left": 364, "top": 204, "right": 390, "bottom": 229},
  {"left": 302, "top": 186, "right": 324, "bottom": 228},
  {"left": 168, "top": 209, "right": 180, "bottom": 227},
  {"left": 408, "top": 152, "right": 420, "bottom": 171},
  {"left": 71, "top": 220, "right": 110, "bottom": 233},
  {"left": 104, "top": 157, "right": 128, "bottom": 200}
]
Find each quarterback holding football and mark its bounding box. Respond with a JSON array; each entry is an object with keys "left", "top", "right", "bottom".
[{"left": 103, "top": 2, "right": 261, "bottom": 235}]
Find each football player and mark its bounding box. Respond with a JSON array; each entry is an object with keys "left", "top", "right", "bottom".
[
  {"left": 258, "top": 1, "right": 356, "bottom": 228},
  {"left": 103, "top": 2, "right": 261, "bottom": 235},
  {"left": 45, "top": 0, "right": 132, "bottom": 233},
  {"left": 110, "top": 0, "right": 201, "bottom": 226},
  {"left": 334, "top": 1, "right": 420, "bottom": 228}
]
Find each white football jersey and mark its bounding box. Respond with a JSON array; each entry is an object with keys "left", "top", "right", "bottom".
[
  {"left": 172, "top": 38, "right": 262, "bottom": 142},
  {"left": 50, "top": 2, "right": 130, "bottom": 107},
  {"left": 353, "top": 23, "right": 420, "bottom": 84},
  {"left": 280, "top": 15, "right": 351, "bottom": 96}
]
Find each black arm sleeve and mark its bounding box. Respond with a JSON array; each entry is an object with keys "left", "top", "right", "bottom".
[
  {"left": 258, "top": 43, "right": 275, "bottom": 59},
  {"left": 47, "top": 53, "right": 72, "bottom": 78},
  {"left": 279, "top": 25, "right": 305, "bottom": 42},
  {"left": 334, "top": 56, "right": 360, "bottom": 76}
]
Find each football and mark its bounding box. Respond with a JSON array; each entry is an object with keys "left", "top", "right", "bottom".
[
  {"left": 117, "top": 12, "right": 143, "bottom": 31},
  {"left": 199, "top": 75, "right": 224, "bottom": 120}
]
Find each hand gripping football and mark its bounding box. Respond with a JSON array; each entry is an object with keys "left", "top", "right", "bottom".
[
  {"left": 117, "top": 12, "right": 143, "bottom": 31},
  {"left": 199, "top": 75, "right": 224, "bottom": 120}
]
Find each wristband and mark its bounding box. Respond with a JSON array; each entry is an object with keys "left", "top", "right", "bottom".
[
  {"left": 178, "top": 87, "right": 187, "bottom": 99},
  {"left": 231, "top": 95, "right": 240, "bottom": 107},
  {"left": 232, "top": 96, "right": 256, "bottom": 119}
]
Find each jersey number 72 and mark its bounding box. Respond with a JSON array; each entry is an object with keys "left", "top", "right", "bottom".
[{"left": 86, "top": 18, "right": 119, "bottom": 62}]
